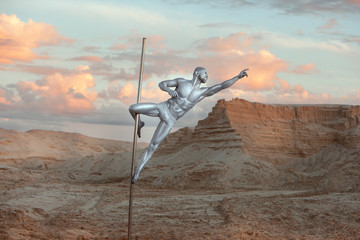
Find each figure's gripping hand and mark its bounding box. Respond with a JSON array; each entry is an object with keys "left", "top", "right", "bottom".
[
  {"left": 169, "top": 90, "right": 178, "bottom": 98},
  {"left": 238, "top": 68, "right": 249, "bottom": 79}
]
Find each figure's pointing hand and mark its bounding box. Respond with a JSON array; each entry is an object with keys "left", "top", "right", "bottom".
[{"left": 239, "top": 68, "right": 249, "bottom": 78}]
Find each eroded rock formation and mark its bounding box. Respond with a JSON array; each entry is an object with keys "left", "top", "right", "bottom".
[{"left": 158, "top": 98, "right": 360, "bottom": 165}]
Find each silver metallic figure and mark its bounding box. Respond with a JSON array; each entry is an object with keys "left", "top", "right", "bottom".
[{"left": 129, "top": 67, "right": 249, "bottom": 183}]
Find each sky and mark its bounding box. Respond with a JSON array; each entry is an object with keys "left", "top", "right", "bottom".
[{"left": 1, "top": 0, "right": 360, "bottom": 142}]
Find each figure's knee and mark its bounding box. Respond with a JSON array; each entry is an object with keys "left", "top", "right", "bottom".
[
  {"left": 129, "top": 104, "right": 136, "bottom": 113},
  {"left": 129, "top": 104, "right": 140, "bottom": 116},
  {"left": 148, "top": 143, "right": 159, "bottom": 153}
]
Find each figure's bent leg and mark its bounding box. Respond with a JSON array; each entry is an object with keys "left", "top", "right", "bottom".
[
  {"left": 132, "top": 121, "right": 173, "bottom": 184},
  {"left": 129, "top": 103, "right": 159, "bottom": 138},
  {"left": 137, "top": 120, "right": 145, "bottom": 138}
]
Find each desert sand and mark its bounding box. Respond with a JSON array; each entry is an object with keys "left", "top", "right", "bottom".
[{"left": 1, "top": 98, "right": 360, "bottom": 239}]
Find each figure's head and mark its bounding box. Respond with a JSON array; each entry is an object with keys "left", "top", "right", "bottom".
[{"left": 193, "top": 67, "right": 208, "bottom": 83}]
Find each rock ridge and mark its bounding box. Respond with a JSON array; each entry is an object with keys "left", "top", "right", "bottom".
[{"left": 157, "top": 98, "right": 360, "bottom": 164}]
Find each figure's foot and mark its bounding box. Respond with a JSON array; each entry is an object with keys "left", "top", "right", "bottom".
[
  {"left": 137, "top": 120, "right": 145, "bottom": 138},
  {"left": 131, "top": 172, "right": 139, "bottom": 184}
]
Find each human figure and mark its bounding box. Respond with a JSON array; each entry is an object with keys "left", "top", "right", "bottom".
[{"left": 129, "top": 67, "right": 249, "bottom": 183}]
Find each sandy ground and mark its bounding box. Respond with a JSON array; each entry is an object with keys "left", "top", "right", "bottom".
[{"left": 1, "top": 167, "right": 359, "bottom": 240}]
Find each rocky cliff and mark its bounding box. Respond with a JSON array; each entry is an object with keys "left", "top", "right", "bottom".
[{"left": 158, "top": 98, "right": 360, "bottom": 165}]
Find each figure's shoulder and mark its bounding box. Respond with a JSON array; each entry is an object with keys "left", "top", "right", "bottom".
[
  {"left": 159, "top": 78, "right": 190, "bottom": 88},
  {"left": 173, "top": 78, "right": 189, "bottom": 83},
  {"left": 162, "top": 77, "right": 187, "bottom": 83},
  {"left": 171, "top": 78, "right": 192, "bottom": 87}
]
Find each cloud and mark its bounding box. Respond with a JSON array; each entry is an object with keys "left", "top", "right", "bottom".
[
  {"left": 89, "top": 32, "right": 355, "bottom": 109},
  {"left": 108, "top": 32, "right": 289, "bottom": 97},
  {"left": 83, "top": 46, "right": 102, "bottom": 53},
  {"left": 279, "top": 79, "right": 291, "bottom": 90},
  {"left": 199, "top": 22, "right": 248, "bottom": 29},
  {"left": 192, "top": 33, "right": 289, "bottom": 91},
  {"left": 268, "top": 81, "right": 360, "bottom": 105},
  {"left": 343, "top": 90, "right": 360, "bottom": 103},
  {"left": 69, "top": 55, "right": 105, "bottom": 62},
  {"left": 297, "top": 29, "right": 304, "bottom": 36},
  {"left": 291, "top": 63, "right": 319, "bottom": 74},
  {"left": 196, "top": 32, "right": 253, "bottom": 53},
  {"left": 74, "top": 1, "right": 167, "bottom": 25},
  {"left": 103, "top": 32, "right": 289, "bottom": 107},
  {"left": 227, "top": 81, "right": 357, "bottom": 105},
  {"left": 265, "top": 32, "right": 354, "bottom": 53},
  {"left": 112, "top": 32, "right": 288, "bottom": 93},
  {"left": 268, "top": 0, "right": 360, "bottom": 15},
  {"left": 109, "top": 34, "right": 195, "bottom": 81},
  {"left": 0, "top": 14, "right": 72, "bottom": 64},
  {"left": 166, "top": 0, "right": 253, "bottom": 8},
  {"left": 15, "top": 64, "right": 72, "bottom": 75},
  {"left": 117, "top": 82, "right": 137, "bottom": 104},
  {"left": 8, "top": 65, "right": 97, "bottom": 115},
  {"left": 317, "top": 18, "right": 339, "bottom": 30},
  {"left": 344, "top": 37, "right": 360, "bottom": 46},
  {"left": 169, "top": 0, "right": 360, "bottom": 15},
  {"left": 105, "top": 80, "right": 166, "bottom": 106},
  {"left": 0, "top": 88, "right": 12, "bottom": 106}
]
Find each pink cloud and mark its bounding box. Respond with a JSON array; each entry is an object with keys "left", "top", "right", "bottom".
[
  {"left": 146, "top": 35, "right": 168, "bottom": 50},
  {"left": 291, "top": 63, "right": 319, "bottom": 74},
  {"left": 271, "top": 83, "right": 359, "bottom": 105},
  {"left": 70, "top": 55, "right": 105, "bottom": 62},
  {"left": 13, "top": 66, "right": 97, "bottom": 114},
  {"left": 193, "top": 33, "right": 288, "bottom": 91},
  {"left": 83, "top": 46, "right": 102, "bottom": 53},
  {"left": 98, "top": 32, "right": 356, "bottom": 107},
  {"left": 118, "top": 82, "right": 137, "bottom": 104},
  {"left": 15, "top": 64, "right": 72, "bottom": 75},
  {"left": 346, "top": 0, "right": 360, "bottom": 5},
  {"left": 0, "top": 14, "right": 72, "bottom": 64},
  {"left": 317, "top": 18, "right": 339, "bottom": 30},
  {"left": 110, "top": 32, "right": 142, "bottom": 50},
  {"left": 197, "top": 32, "right": 253, "bottom": 53},
  {"left": 344, "top": 37, "right": 360, "bottom": 45},
  {"left": 0, "top": 88, "right": 11, "bottom": 105},
  {"left": 220, "top": 75, "right": 360, "bottom": 105},
  {"left": 141, "top": 33, "right": 288, "bottom": 92},
  {"left": 205, "top": 49, "right": 287, "bottom": 91},
  {"left": 343, "top": 90, "right": 360, "bottom": 103},
  {"left": 228, "top": 84, "right": 330, "bottom": 105},
  {"left": 279, "top": 79, "right": 291, "bottom": 90},
  {"left": 107, "top": 80, "right": 166, "bottom": 105}
]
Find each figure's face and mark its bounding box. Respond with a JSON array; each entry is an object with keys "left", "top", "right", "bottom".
[{"left": 198, "top": 69, "right": 208, "bottom": 83}]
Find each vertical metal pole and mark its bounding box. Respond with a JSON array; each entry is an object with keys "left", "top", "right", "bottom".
[{"left": 128, "top": 37, "right": 146, "bottom": 240}]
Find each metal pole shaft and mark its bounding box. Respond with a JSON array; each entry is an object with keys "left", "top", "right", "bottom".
[{"left": 128, "top": 37, "right": 146, "bottom": 240}]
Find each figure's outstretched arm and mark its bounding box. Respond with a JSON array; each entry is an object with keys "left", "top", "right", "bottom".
[
  {"left": 203, "top": 68, "right": 248, "bottom": 97},
  {"left": 158, "top": 78, "right": 181, "bottom": 98}
]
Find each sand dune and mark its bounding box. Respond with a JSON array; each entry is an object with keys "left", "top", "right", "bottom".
[
  {"left": 0, "top": 99, "right": 359, "bottom": 239},
  {"left": 0, "top": 128, "right": 147, "bottom": 169}
]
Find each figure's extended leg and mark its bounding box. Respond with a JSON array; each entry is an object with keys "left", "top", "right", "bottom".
[
  {"left": 132, "top": 121, "right": 172, "bottom": 184},
  {"left": 129, "top": 103, "right": 159, "bottom": 138}
]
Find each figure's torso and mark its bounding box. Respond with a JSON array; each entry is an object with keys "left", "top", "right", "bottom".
[{"left": 167, "top": 80, "right": 206, "bottom": 118}]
